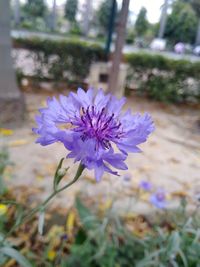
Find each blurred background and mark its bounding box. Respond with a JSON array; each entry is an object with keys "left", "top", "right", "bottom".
[
  {"left": 0, "top": 0, "right": 200, "bottom": 266},
  {"left": 8, "top": 0, "right": 200, "bottom": 55}
]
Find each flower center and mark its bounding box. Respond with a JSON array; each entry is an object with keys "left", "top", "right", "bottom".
[{"left": 73, "top": 106, "right": 123, "bottom": 150}]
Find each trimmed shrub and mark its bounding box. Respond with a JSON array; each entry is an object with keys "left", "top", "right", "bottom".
[
  {"left": 13, "top": 37, "right": 106, "bottom": 82},
  {"left": 13, "top": 37, "right": 200, "bottom": 103},
  {"left": 125, "top": 53, "right": 200, "bottom": 103}
]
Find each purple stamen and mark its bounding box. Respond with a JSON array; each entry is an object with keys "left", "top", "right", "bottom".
[
  {"left": 82, "top": 107, "right": 86, "bottom": 114},
  {"left": 86, "top": 107, "right": 93, "bottom": 127},
  {"left": 92, "top": 105, "right": 95, "bottom": 115},
  {"left": 75, "top": 105, "right": 122, "bottom": 150},
  {"left": 97, "top": 107, "right": 105, "bottom": 126}
]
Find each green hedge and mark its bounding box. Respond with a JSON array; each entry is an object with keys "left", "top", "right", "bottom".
[
  {"left": 125, "top": 53, "right": 200, "bottom": 103},
  {"left": 13, "top": 37, "right": 200, "bottom": 103},
  {"left": 13, "top": 37, "right": 106, "bottom": 82},
  {"left": 126, "top": 53, "right": 200, "bottom": 78}
]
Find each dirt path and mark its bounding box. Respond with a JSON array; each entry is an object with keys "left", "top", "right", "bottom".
[{"left": 1, "top": 91, "right": 200, "bottom": 214}]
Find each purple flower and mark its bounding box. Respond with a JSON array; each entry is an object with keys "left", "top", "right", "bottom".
[
  {"left": 150, "top": 190, "right": 166, "bottom": 209},
  {"left": 61, "top": 234, "right": 68, "bottom": 241},
  {"left": 139, "top": 180, "right": 152, "bottom": 191},
  {"left": 33, "top": 88, "right": 154, "bottom": 181}
]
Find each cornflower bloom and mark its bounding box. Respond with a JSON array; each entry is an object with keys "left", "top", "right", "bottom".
[
  {"left": 33, "top": 88, "right": 154, "bottom": 181},
  {"left": 139, "top": 180, "right": 152, "bottom": 191},
  {"left": 150, "top": 190, "right": 166, "bottom": 209}
]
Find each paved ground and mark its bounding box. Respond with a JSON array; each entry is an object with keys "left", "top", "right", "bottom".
[{"left": 1, "top": 91, "right": 200, "bottom": 214}]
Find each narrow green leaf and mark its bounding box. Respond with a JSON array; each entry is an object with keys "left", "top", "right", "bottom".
[
  {"left": 38, "top": 210, "right": 45, "bottom": 235},
  {"left": 137, "top": 248, "right": 165, "bottom": 267},
  {"left": 178, "top": 249, "right": 188, "bottom": 267},
  {"left": 15, "top": 205, "right": 25, "bottom": 227},
  {"left": 170, "top": 260, "right": 179, "bottom": 267},
  {"left": 0, "top": 247, "right": 32, "bottom": 267},
  {"left": 0, "top": 252, "right": 7, "bottom": 265},
  {"left": 0, "top": 200, "right": 20, "bottom": 206},
  {"left": 76, "top": 197, "right": 99, "bottom": 230},
  {"left": 167, "top": 231, "right": 180, "bottom": 256}
]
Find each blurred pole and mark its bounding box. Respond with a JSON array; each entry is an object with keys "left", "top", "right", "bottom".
[
  {"left": 0, "top": 0, "right": 24, "bottom": 124},
  {"left": 51, "top": 0, "right": 57, "bottom": 31},
  {"left": 158, "top": 0, "right": 169, "bottom": 39},
  {"left": 82, "top": 0, "right": 92, "bottom": 36},
  {"left": 105, "top": 0, "right": 117, "bottom": 57},
  {"left": 14, "top": 0, "right": 20, "bottom": 26},
  {"left": 108, "top": 0, "right": 130, "bottom": 94}
]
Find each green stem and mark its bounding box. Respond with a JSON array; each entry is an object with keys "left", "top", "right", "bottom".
[
  {"left": 3, "top": 163, "right": 85, "bottom": 241},
  {"left": 0, "top": 175, "right": 6, "bottom": 196}
]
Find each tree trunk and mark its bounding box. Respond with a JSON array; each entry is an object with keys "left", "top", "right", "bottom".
[
  {"left": 0, "top": 0, "right": 24, "bottom": 125},
  {"left": 108, "top": 0, "right": 130, "bottom": 96},
  {"left": 14, "top": 0, "right": 20, "bottom": 26},
  {"left": 195, "top": 19, "right": 200, "bottom": 45},
  {"left": 158, "top": 0, "right": 169, "bottom": 39}
]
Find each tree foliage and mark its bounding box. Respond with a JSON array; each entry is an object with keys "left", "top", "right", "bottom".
[
  {"left": 184, "top": 0, "right": 200, "bottom": 16},
  {"left": 65, "top": 0, "right": 78, "bottom": 22},
  {"left": 23, "top": 0, "right": 47, "bottom": 18},
  {"left": 135, "top": 7, "right": 148, "bottom": 37},
  {"left": 190, "top": 0, "right": 200, "bottom": 44},
  {"left": 164, "top": 1, "right": 198, "bottom": 44},
  {"left": 191, "top": 0, "right": 200, "bottom": 15}
]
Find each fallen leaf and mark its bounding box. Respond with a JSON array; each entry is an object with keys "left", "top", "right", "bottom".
[
  {"left": 169, "top": 158, "right": 180, "bottom": 164},
  {"left": 84, "top": 175, "right": 96, "bottom": 183},
  {"left": 139, "top": 165, "right": 153, "bottom": 172},
  {"left": 122, "top": 212, "right": 138, "bottom": 220},
  {"left": 0, "top": 128, "right": 14, "bottom": 136},
  {"left": 66, "top": 210, "right": 76, "bottom": 235},
  {"left": 46, "top": 225, "right": 64, "bottom": 241},
  {"left": 99, "top": 199, "right": 112, "bottom": 212},
  {"left": 7, "top": 237, "right": 24, "bottom": 247},
  {"left": 139, "top": 192, "right": 150, "bottom": 201},
  {"left": 126, "top": 216, "right": 151, "bottom": 238},
  {"left": 4, "top": 259, "right": 16, "bottom": 267},
  {"left": 9, "top": 139, "right": 29, "bottom": 147},
  {"left": 0, "top": 204, "right": 8, "bottom": 215},
  {"left": 36, "top": 175, "right": 44, "bottom": 181},
  {"left": 171, "top": 191, "right": 188, "bottom": 198},
  {"left": 47, "top": 250, "right": 56, "bottom": 261}
]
